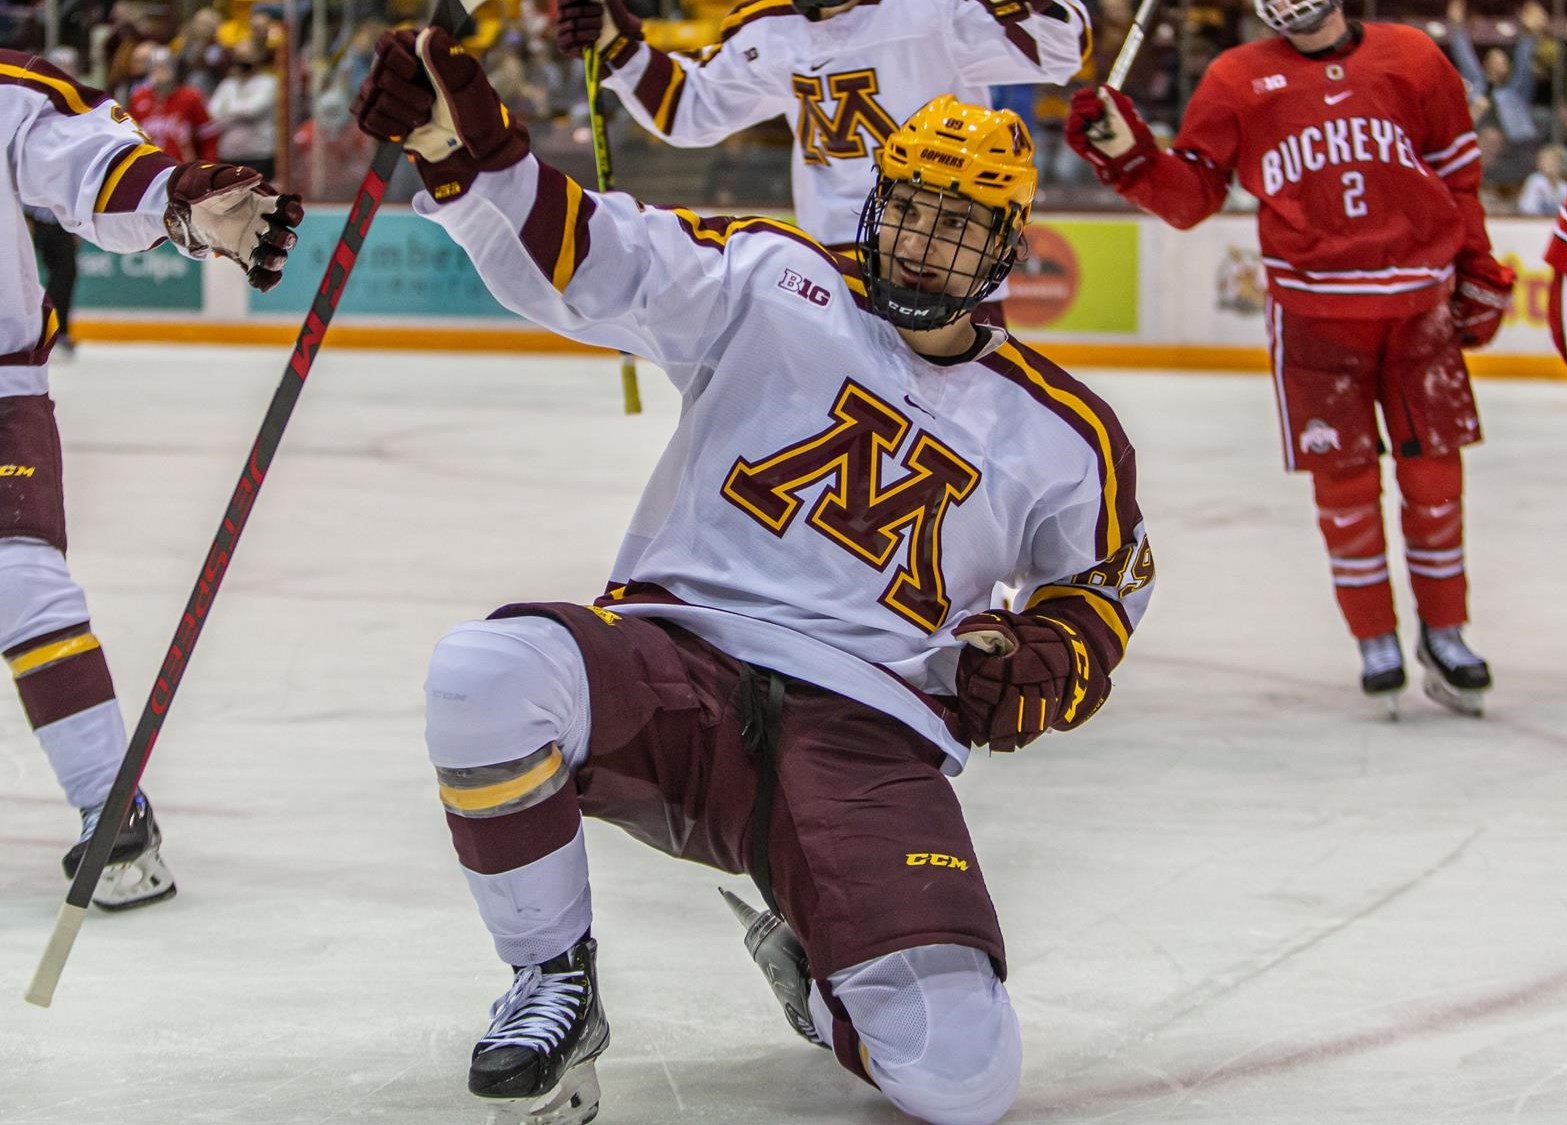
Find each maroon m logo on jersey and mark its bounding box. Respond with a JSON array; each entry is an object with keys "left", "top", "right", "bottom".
[
  {"left": 721, "top": 381, "right": 981, "bottom": 633},
  {"left": 791, "top": 69, "right": 900, "bottom": 166}
]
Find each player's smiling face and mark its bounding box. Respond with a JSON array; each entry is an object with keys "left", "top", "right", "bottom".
[{"left": 876, "top": 182, "right": 1001, "bottom": 299}]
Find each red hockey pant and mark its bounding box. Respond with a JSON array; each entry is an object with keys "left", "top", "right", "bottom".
[{"left": 1266, "top": 300, "right": 1478, "bottom": 639}]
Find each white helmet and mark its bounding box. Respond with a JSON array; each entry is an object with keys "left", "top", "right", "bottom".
[{"left": 1253, "top": 0, "right": 1340, "bottom": 34}]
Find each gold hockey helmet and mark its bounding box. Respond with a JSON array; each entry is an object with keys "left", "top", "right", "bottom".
[
  {"left": 856, "top": 95, "right": 1038, "bottom": 330},
  {"left": 877, "top": 94, "right": 1038, "bottom": 222}
]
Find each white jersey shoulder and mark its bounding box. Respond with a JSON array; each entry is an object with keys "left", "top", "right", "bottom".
[
  {"left": 605, "top": 0, "right": 1088, "bottom": 244},
  {"left": 2, "top": 50, "right": 175, "bottom": 394}
]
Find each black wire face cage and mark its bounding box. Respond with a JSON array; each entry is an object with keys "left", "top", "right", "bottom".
[
  {"left": 855, "top": 178, "right": 1021, "bottom": 331},
  {"left": 792, "top": 0, "right": 840, "bottom": 16}
]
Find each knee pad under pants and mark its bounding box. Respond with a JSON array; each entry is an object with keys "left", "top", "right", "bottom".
[
  {"left": 424, "top": 616, "right": 592, "bottom": 772},
  {"left": 810, "top": 944, "right": 1022, "bottom": 1125},
  {"left": 425, "top": 616, "right": 595, "bottom": 967}
]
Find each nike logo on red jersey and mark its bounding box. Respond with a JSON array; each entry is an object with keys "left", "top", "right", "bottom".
[{"left": 1324, "top": 90, "right": 1354, "bottom": 106}]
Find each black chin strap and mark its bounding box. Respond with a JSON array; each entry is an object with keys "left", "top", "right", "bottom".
[{"left": 1295, "top": 19, "right": 1363, "bottom": 59}]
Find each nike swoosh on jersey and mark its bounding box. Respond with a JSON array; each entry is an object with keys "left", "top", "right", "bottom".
[{"left": 1324, "top": 90, "right": 1354, "bottom": 105}]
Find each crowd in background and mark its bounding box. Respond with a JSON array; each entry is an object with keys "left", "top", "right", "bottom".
[{"left": 2, "top": 0, "right": 1563, "bottom": 214}]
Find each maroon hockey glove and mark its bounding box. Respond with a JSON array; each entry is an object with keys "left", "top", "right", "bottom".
[
  {"left": 1065, "top": 86, "right": 1158, "bottom": 189},
  {"left": 555, "top": 0, "right": 642, "bottom": 57},
  {"left": 164, "top": 163, "right": 302, "bottom": 292},
  {"left": 952, "top": 610, "right": 1084, "bottom": 752},
  {"left": 1450, "top": 254, "right": 1516, "bottom": 349},
  {"left": 352, "top": 27, "right": 530, "bottom": 203}
]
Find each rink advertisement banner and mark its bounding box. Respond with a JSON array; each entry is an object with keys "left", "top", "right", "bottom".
[
  {"left": 249, "top": 210, "right": 515, "bottom": 318},
  {"left": 1137, "top": 213, "right": 1567, "bottom": 359},
  {"left": 1003, "top": 219, "right": 1139, "bottom": 334},
  {"left": 69, "top": 243, "right": 202, "bottom": 311}
]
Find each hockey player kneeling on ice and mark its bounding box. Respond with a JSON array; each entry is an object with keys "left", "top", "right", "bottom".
[
  {"left": 355, "top": 30, "right": 1152, "bottom": 1125},
  {"left": 2, "top": 48, "right": 303, "bottom": 909}
]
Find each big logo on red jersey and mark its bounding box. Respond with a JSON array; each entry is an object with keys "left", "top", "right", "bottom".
[
  {"left": 721, "top": 381, "right": 980, "bottom": 633},
  {"left": 791, "top": 69, "right": 900, "bottom": 166}
]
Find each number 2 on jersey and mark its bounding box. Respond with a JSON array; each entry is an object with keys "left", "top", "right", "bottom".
[{"left": 1341, "top": 170, "right": 1368, "bottom": 218}]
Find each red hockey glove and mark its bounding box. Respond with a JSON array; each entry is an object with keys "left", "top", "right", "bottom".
[
  {"left": 164, "top": 163, "right": 302, "bottom": 292},
  {"left": 953, "top": 610, "right": 1087, "bottom": 752},
  {"left": 555, "top": 0, "right": 642, "bottom": 56},
  {"left": 1065, "top": 86, "right": 1158, "bottom": 189},
  {"left": 1450, "top": 254, "right": 1516, "bottom": 348},
  {"left": 351, "top": 27, "right": 530, "bottom": 203}
]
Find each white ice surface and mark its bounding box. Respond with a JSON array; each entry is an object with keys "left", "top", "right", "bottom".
[{"left": 2, "top": 345, "right": 1566, "bottom": 1124}]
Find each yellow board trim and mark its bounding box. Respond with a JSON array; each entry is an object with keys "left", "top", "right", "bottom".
[
  {"left": 61, "top": 322, "right": 1567, "bottom": 380},
  {"left": 0, "top": 61, "right": 93, "bottom": 114},
  {"left": 439, "top": 747, "right": 565, "bottom": 812},
  {"left": 998, "top": 340, "right": 1123, "bottom": 555},
  {"left": 1026, "top": 585, "right": 1131, "bottom": 652},
  {"left": 94, "top": 143, "right": 166, "bottom": 213},
  {"left": 9, "top": 633, "right": 100, "bottom": 678}
]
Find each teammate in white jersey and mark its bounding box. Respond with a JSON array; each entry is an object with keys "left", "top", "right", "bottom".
[
  {"left": 355, "top": 30, "right": 1149, "bottom": 1125},
  {"left": 1, "top": 49, "right": 302, "bottom": 908},
  {"left": 555, "top": 0, "right": 1089, "bottom": 317}
]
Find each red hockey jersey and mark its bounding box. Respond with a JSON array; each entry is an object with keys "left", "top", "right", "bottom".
[
  {"left": 1546, "top": 201, "right": 1567, "bottom": 273},
  {"left": 127, "top": 83, "right": 217, "bottom": 163},
  {"left": 1124, "top": 24, "right": 1490, "bottom": 318}
]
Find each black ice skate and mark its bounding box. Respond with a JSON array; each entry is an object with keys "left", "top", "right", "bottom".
[
  {"left": 1357, "top": 632, "right": 1406, "bottom": 718},
  {"left": 719, "top": 888, "right": 827, "bottom": 1049},
  {"left": 1417, "top": 624, "right": 1491, "bottom": 717},
  {"left": 468, "top": 937, "right": 609, "bottom": 1124},
  {"left": 61, "top": 789, "right": 176, "bottom": 910}
]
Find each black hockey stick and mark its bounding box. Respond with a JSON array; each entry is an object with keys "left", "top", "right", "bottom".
[
  {"left": 1106, "top": 0, "right": 1164, "bottom": 90},
  {"left": 583, "top": 43, "right": 642, "bottom": 415},
  {"left": 24, "top": 0, "right": 485, "bottom": 1007},
  {"left": 1083, "top": 0, "right": 1165, "bottom": 144}
]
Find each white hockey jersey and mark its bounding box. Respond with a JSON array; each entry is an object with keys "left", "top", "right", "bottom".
[
  {"left": 416, "top": 155, "right": 1150, "bottom": 770},
  {"left": 2, "top": 50, "right": 177, "bottom": 397},
  {"left": 601, "top": 0, "right": 1090, "bottom": 246}
]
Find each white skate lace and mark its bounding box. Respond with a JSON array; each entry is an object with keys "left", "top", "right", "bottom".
[
  {"left": 1358, "top": 633, "right": 1403, "bottom": 677},
  {"left": 1425, "top": 627, "right": 1484, "bottom": 669},
  {"left": 76, "top": 803, "right": 104, "bottom": 844},
  {"left": 476, "top": 965, "right": 587, "bottom": 1054}
]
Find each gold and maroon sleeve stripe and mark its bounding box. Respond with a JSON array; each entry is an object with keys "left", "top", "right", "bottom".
[
  {"left": 94, "top": 142, "right": 177, "bottom": 214},
  {"left": 0, "top": 52, "right": 108, "bottom": 116},
  {"left": 631, "top": 48, "right": 687, "bottom": 133},
  {"left": 1024, "top": 584, "right": 1132, "bottom": 663},
  {"left": 981, "top": 341, "right": 1137, "bottom": 559},
  {"left": 4, "top": 623, "right": 115, "bottom": 730},
  {"left": 519, "top": 163, "right": 597, "bottom": 292}
]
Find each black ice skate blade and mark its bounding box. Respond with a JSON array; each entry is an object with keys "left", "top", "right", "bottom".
[
  {"left": 473, "top": 1061, "right": 601, "bottom": 1125},
  {"left": 93, "top": 881, "right": 177, "bottom": 912}
]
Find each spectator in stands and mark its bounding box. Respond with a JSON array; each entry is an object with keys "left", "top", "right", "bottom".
[
  {"left": 488, "top": 31, "right": 547, "bottom": 123},
  {"left": 292, "top": 86, "right": 376, "bottom": 200},
  {"left": 1518, "top": 144, "right": 1567, "bottom": 217},
  {"left": 209, "top": 43, "right": 280, "bottom": 180},
  {"left": 1447, "top": 0, "right": 1543, "bottom": 148},
  {"left": 128, "top": 45, "right": 218, "bottom": 163},
  {"left": 102, "top": 2, "right": 154, "bottom": 102},
  {"left": 173, "top": 7, "right": 230, "bottom": 97}
]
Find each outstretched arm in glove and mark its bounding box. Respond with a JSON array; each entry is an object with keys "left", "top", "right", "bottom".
[
  {"left": 163, "top": 163, "right": 303, "bottom": 291},
  {"left": 1065, "top": 84, "right": 1234, "bottom": 230}
]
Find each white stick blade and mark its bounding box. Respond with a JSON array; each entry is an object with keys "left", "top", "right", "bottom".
[{"left": 24, "top": 903, "right": 88, "bottom": 1008}]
